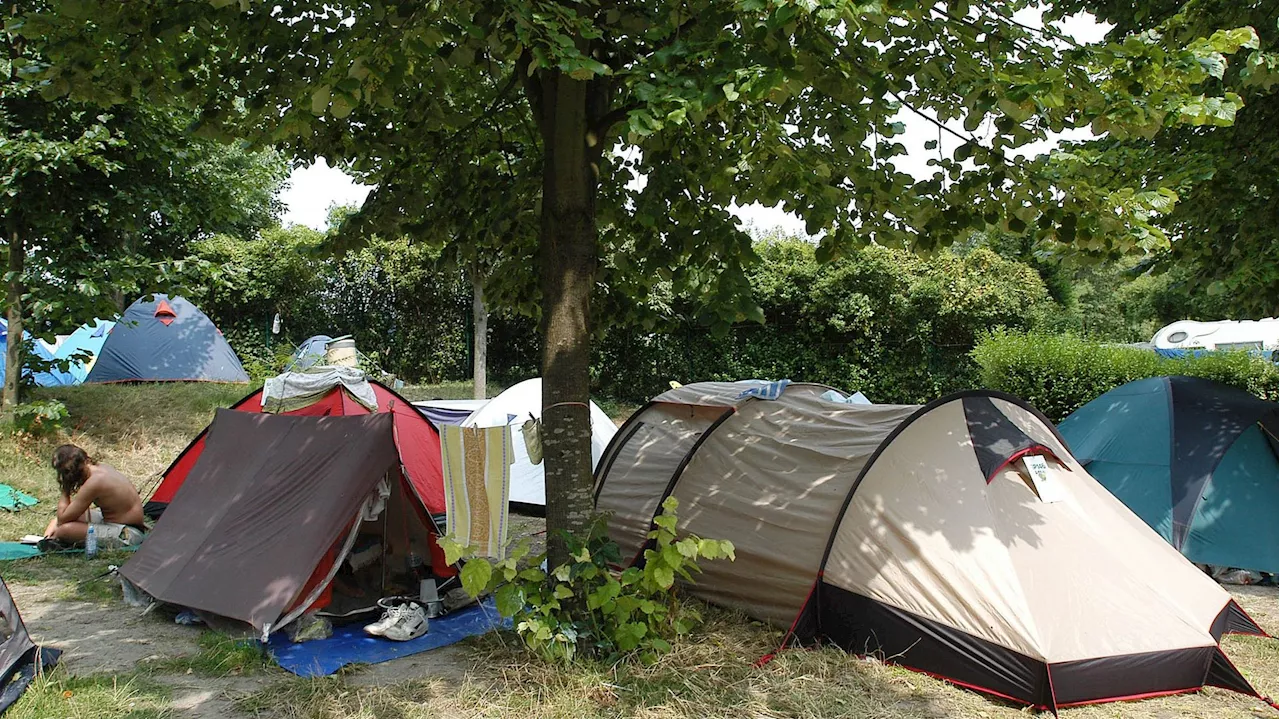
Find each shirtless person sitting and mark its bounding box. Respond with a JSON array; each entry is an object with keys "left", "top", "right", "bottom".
[{"left": 43, "top": 444, "right": 146, "bottom": 547}]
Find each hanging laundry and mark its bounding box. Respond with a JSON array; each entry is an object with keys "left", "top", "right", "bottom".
[{"left": 440, "top": 425, "right": 514, "bottom": 558}]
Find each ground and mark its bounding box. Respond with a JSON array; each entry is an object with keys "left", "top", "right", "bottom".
[{"left": 0, "top": 383, "right": 1273, "bottom": 719}]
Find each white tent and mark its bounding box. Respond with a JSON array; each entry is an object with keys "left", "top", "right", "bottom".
[{"left": 462, "top": 378, "right": 617, "bottom": 509}]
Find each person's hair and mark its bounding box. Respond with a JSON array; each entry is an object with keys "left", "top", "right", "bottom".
[{"left": 52, "top": 444, "right": 92, "bottom": 496}]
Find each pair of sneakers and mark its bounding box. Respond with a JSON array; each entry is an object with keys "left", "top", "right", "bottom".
[{"left": 364, "top": 600, "right": 428, "bottom": 641}]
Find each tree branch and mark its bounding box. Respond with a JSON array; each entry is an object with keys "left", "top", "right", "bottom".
[
  {"left": 885, "top": 88, "right": 1000, "bottom": 160},
  {"left": 592, "top": 101, "right": 638, "bottom": 139}
]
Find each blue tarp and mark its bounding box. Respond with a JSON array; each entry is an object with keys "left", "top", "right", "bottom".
[{"left": 267, "top": 599, "right": 509, "bottom": 677}]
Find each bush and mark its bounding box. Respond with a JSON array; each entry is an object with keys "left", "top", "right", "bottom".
[
  {"left": 972, "top": 331, "right": 1279, "bottom": 422},
  {"left": 12, "top": 399, "right": 69, "bottom": 438},
  {"left": 594, "top": 241, "right": 1059, "bottom": 404},
  {"left": 443, "top": 497, "right": 735, "bottom": 664}
]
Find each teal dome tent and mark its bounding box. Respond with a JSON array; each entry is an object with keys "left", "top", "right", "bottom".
[{"left": 1059, "top": 376, "right": 1278, "bottom": 574}]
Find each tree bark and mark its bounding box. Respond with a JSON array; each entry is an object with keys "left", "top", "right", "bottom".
[
  {"left": 471, "top": 269, "right": 487, "bottom": 400},
  {"left": 531, "top": 68, "right": 601, "bottom": 568},
  {"left": 3, "top": 230, "right": 23, "bottom": 414}
]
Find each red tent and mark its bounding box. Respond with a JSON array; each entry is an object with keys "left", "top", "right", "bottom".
[
  {"left": 145, "top": 381, "right": 454, "bottom": 625},
  {"left": 152, "top": 381, "right": 443, "bottom": 512}
]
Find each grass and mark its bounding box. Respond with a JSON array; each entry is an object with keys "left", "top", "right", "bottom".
[
  {"left": 397, "top": 380, "right": 506, "bottom": 401},
  {"left": 7, "top": 667, "right": 171, "bottom": 719},
  {"left": 146, "top": 631, "right": 276, "bottom": 678},
  {"left": 218, "top": 594, "right": 1280, "bottom": 719},
  {"left": 1, "top": 548, "right": 138, "bottom": 603}
]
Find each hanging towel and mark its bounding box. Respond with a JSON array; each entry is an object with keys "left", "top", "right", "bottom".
[
  {"left": 736, "top": 379, "right": 792, "bottom": 401},
  {"left": 440, "top": 425, "right": 514, "bottom": 558}
]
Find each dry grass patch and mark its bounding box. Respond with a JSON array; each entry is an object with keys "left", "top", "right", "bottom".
[{"left": 0, "top": 383, "right": 253, "bottom": 541}]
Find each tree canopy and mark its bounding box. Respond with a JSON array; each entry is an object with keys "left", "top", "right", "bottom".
[
  {"left": 1, "top": 18, "right": 289, "bottom": 405},
  {"left": 1048, "top": 0, "right": 1278, "bottom": 317},
  {"left": 16, "top": 0, "right": 1263, "bottom": 553}
]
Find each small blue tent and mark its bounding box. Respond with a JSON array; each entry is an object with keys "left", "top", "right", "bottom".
[
  {"left": 289, "top": 335, "right": 333, "bottom": 371},
  {"left": 0, "top": 320, "right": 78, "bottom": 387},
  {"left": 1059, "top": 376, "right": 1278, "bottom": 574},
  {"left": 85, "top": 294, "right": 248, "bottom": 384},
  {"left": 52, "top": 319, "right": 115, "bottom": 384}
]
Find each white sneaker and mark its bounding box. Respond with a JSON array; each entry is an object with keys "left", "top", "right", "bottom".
[
  {"left": 381, "top": 602, "right": 428, "bottom": 641},
  {"left": 364, "top": 604, "right": 406, "bottom": 637}
]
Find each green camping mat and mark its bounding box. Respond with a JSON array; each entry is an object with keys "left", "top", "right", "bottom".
[
  {"left": 0, "top": 542, "right": 140, "bottom": 561},
  {"left": 0, "top": 485, "right": 38, "bottom": 512}
]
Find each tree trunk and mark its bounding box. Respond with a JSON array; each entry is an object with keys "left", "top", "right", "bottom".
[
  {"left": 3, "top": 230, "right": 23, "bottom": 414},
  {"left": 471, "top": 270, "right": 487, "bottom": 400},
  {"left": 533, "top": 69, "right": 600, "bottom": 568}
]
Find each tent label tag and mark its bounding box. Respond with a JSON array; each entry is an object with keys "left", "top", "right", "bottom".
[{"left": 1022, "top": 455, "right": 1063, "bottom": 503}]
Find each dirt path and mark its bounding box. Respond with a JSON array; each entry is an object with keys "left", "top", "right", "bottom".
[
  {"left": 11, "top": 577, "right": 478, "bottom": 718},
  {"left": 11, "top": 581, "right": 205, "bottom": 674}
]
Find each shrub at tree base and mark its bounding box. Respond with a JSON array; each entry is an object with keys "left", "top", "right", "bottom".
[
  {"left": 442, "top": 497, "right": 734, "bottom": 664},
  {"left": 11, "top": 400, "right": 69, "bottom": 438},
  {"left": 972, "top": 331, "right": 1279, "bottom": 422}
]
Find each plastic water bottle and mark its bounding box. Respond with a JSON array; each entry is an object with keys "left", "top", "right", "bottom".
[{"left": 85, "top": 524, "right": 97, "bottom": 558}]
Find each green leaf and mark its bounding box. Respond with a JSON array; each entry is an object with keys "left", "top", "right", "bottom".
[
  {"left": 494, "top": 583, "right": 525, "bottom": 617},
  {"left": 460, "top": 559, "right": 492, "bottom": 597},
  {"left": 310, "top": 86, "right": 331, "bottom": 116},
  {"left": 675, "top": 538, "right": 700, "bottom": 559},
  {"left": 330, "top": 92, "right": 356, "bottom": 119},
  {"left": 614, "top": 622, "right": 648, "bottom": 651},
  {"left": 652, "top": 565, "right": 674, "bottom": 589}
]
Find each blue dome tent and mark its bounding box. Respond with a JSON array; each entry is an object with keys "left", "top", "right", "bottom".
[
  {"left": 0, "top": 320, "right": 78, "bottom": 387},
  {"left": 85, "top": 294, "right": 249, "bottom": 384},
  {"left": 52, "top": 319, "right": 115, "bottom": 384},
  {"left": 1059, "top": 376, "right": 1278, "bottom": 574},
  {"left": 289, "top": 334, "right": 333, "bottom": 371}
]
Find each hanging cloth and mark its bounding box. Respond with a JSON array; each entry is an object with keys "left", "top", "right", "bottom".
[
  {"left": 521, "top": 417, "right": 543, "bottom": 465},
  {"left": 262, "top": 367, "right": 378, "bottom": 412},
  {"left": 440, "top": 425, "right": 514, "bottom": 559}
]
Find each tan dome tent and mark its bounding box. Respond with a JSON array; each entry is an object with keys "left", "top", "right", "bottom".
[{"left": 594, "top": 382, "right": 1269, "bottom": 711}]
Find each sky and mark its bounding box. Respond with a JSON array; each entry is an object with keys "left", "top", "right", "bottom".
[{"left": 280, "top": 11, "right": 1110, "bottom": 235}]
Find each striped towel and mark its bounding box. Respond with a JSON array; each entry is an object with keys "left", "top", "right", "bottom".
[
  {"left": 440, "top": 425, "right": 514, "bottom": 558},
  {"left": 736, "top": 379, "right": 792, "bottom": 401}
]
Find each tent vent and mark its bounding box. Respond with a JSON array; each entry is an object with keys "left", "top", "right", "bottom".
[{"left": 154, "top": 300, "right": 177, "bottom": 326}]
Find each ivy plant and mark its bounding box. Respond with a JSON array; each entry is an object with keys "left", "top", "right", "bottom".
[{"left": 442, "top": 497, "right": 734, "bottom": 664}]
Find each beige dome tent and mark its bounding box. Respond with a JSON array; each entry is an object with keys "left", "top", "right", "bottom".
[{"left": 593, "top": 382, "right": 1269, "bottom": 711}]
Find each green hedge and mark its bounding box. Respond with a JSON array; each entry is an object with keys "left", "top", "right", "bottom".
[{"left": 972, "top": 331, "right": 1279, "bottom": 422}]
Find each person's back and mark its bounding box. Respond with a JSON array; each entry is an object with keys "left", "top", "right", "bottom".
[{"left": 86, "top": 463, "right": 145, "bottom": 528}]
